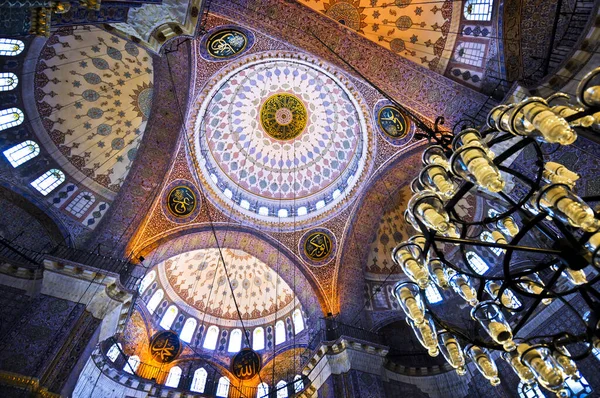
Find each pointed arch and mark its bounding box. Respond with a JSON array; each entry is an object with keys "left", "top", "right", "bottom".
[
  {"left": 0, "top": 39, "right": 25, "bottom": 56},
  {"left": 0, "top": 72, "right": 18, "bottom": 91},
  {"left": 253, "top": 327, "right": 265, "bottom": 351},
  {"left": 0, "top": 108, "right": 24, "bottom": 131},
  {"left": 216, "top": 376, "right": 230, "bottom": 397},
  {"left": 180, "top": 318, "right": 197, "bottom": 343},
  {"left": 160, "top": 305, "right": 178, "bottom": 330},
  {"left": 191, "top": 368, "right": 208, "bottom": 393},
  {"left": 165, "top": 366, "right": 182, "bottom": 388},
  {"left": 123, "top": 355, "right": 140, "bottom": 374},
  {"left": 228, "top": 328, "right": 242, "bottom": 353},
  {"left": 293, "top": 309, "right": 304, "bottom": 334},
  {"left": 276, "top": 380, "right": 288, "bottom": 398},
  {"left": 3, "top": 140, "right": 39, "bottom": 167},
  {"left": 147, "top": 289, "right": 163, "bottom": 314},
  {"left": 138, "top": 270, "right": 156, "bottom": 294},
  {"left": 257, "top": 382, "right": 269, "bottom": 398},
  {"left": 275, "top": 320, "right": 285, "bottom": 345},
  {"left": 294, "top": 375, "right": 304, "bottom": 393},
  {"left": 203, "top": 325, "right": 219, "bottom": 350},
  {"left": 31, "top": 169, "right": 65, "bottom": 196}
]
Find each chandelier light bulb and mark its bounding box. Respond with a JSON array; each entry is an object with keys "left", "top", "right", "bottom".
[
  {"left": 407, "top": 313, "right": 439, "bottom": 357},
  {"left": 419, "top": 165, "right": 457, "bottom": 199},
  {"left": 408, "top": 191, "right": 460, "bottom": 237},
  {"left": 393, "top": 282, "right": 426, "bottom": 325},
  {"left": 518, "top": 344, "right": 568, "bottom": 397},
  {"left": 503, "top": 351, "right": 536, "bottom": 384},
  {"left": 551, "top": 264, "right": 588, "bottom": 286},
  {"left": 428, "top": 258, "right": 450, "bottom": 290},
  {"left": 485, "top": 281, "right": 520, "bottom": 310},
  {"left": 472, "top": 301, "right": 516, "bottom": 351},
  {"left": 449, "top": 273, "right": 478, "bottom": 306},
  {"left": 422, "top": 145, "right": 450, "bottom": 170},
  {"left": 544, "top": 162, "right": 579, "bottom": 183},
  {"left": 438, "top": 331, "right": 466, "bottom": 375},
  {"left": 488, "top": 104, "right": 513, "bottom": 132},
  {"left": 550, "top": 105, "right": 595, "bottom": 128},
  {"left": 517, "top": 273, "right": 553, "bottom": 305},
  {"left": 552, "top": 346, "right": 580, "bottom": 380},
  {"left": 452, "top": 128, "right": 495, "bottom": 159},
  {"left": 537, "top": 184, "right": 600, "bottom": 232},
  {"left": 511, "top": 98, "right": 577, "bottom": 145},
  {"left": 393, "top": 243, "right": 430, "bottom": 289},
  {"left": 450, "top": 146, "right": 505, "bottom": 193},
  {"left": 585, "top": 231, "right": 600, "bottom": 268},
  {"left": 466, "top": 345, "right": 501, "bottom": 386},
  {"left": 497, "top": 216, "right": 519, "bottom": 237}
]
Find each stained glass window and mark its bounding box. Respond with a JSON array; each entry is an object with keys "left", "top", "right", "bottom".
[
  {"left": 191, "top": 368, "right": 207, "bottom": 393},
  {"left": 294, "top": 375, "right": 304, "bottom": 393},
  {"left": 147, "top": 289, "right": 163, "bottom": 314},
  {"left": 466, "top": 251, "right": 489, "bottom": 274},
  {"left": 203, "top": 325, "right": 219, "bottom": 350},
  {"left": 565, "top": 375, "right": 593, "bottom": 397},
  {"left": 66, "top": 191, "right": 95, "bottom": 217},
  {"left": 276, "top": 380, "right": 288, "bottom": 398},
  {"left": 0, "top": 72, "right": 18, "bottom": 91},
  {"left": 481, "top": 231, "right": 503, "bottom": 255},
  {"left": 275, "top": 320, "right": 285, "bottom": 345},
  {"left": 454, "top": 42, "right": 486, "bottom": 67},
  {"left": 165, "top": 366, "right": 182, "bottom": 388},
  {"left": 257, "top": 382, "right": 269, "bottom": 398},
  {"left": 123, "top": 355, "right": 140, "bottom": 374},
  {"left": 31, "top": 169, "right": 65, "bottom": 196},
  {"left": 253, "top": 327, "right": 265, "bottom": 351},
  {"left": 464, "top": 0, "right": 493, "bottom": 21},
  {"left": 138, "top": 270, "right": 156, "bottom": 294},
  {"left": 0, "top": 108, "right": 24, "bottom": 131},
  {"left": 425, "top": 283, "right": 443, "bottom": 304},
  {"left": 180, "top": 318, "right": 197, "bottom": 343},
  {"left": 106, "top": 343, "right": 122, "bottom": 362},
  {"left": 228, "top": 329, "right": 242, "bottom": 353},
  {"left": 293, "top": 309, "right": 304, "bottom": 334},
  {"left": 160, "top": 305, "right": 178, "bottom": 330},
  {"left": 0, "top": 39, "right": 25, "bottom": 56},
  {"left": 518, "top": 381, "right": 545, "bottom": 398},
  {"left": 216, "top": 377, "right": 230, "bottom": 397},
  {"left": 3, "top": 140, "right": 39, "bottom": 167}
]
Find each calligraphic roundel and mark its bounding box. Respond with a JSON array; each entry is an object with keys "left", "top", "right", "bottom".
[
  {"left": 231, "top": 348, "right": 262, "bottom": 380},
  {"left": 149, "top": 331, "right": 182, "bottom": 363},
  {"left": 299, "top": 228, "right": 337, "bottom": 266}
]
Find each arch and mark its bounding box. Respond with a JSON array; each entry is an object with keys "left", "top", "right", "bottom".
[
  {"left": 293, "top": 309, "right": 304, "bottom": 334},
  {"left": 293, "top": 375, "right": 304, "bottom": 393},
  {"left": 0, "top": 72, "right": 18, "bottom": 91},
  {"left": 424, "top": 283, "right": 443, "bottom": 304},
  {"left": 0, "top": 39, "right": 25, "bottom": 56},
  {"left": 253, "top": 327, "right": 265, "bottom": 351},
  {"left": 466, "top": 251, "right": 489, "bottom": 274},
  {"left": 518, "top": 381, "right": 545, "bottom": 398},
  {"left": 216, "top": 376, "right": 230, "bottom": 397},
  {"left": 276, "top": 380, "right": 288, "bottom": 398},
  {"left": 65, "top": 191, "right": 95, "bottom": 217},
  {"left": 165, "top": 366, "right": 182, "bottom": 388},
  {"left": 31, "top": 169, "right": 65, "bottom": 196},
  {"left": 464, "top": 0, "right": 493, "bottom": 21},
  {"left": 3, "top": 140, "right": 39, "bottom": 167},
  {"left": 257, "top": 382, "right": 269, "bottom": 398},
  {"left": 147, "top": 289, "right": 164, "bottom": 314},
  {"left": 228, "top": 328, "right": 242, "bottom": 353},
  {"left": 138, "top": 270, "right": 156, "bottom": 294},
  {"left": 180, "top": 318, "right": 197, "bottom": 343},
  {"left": 191, "top": 367, "right": 208, "bottom": 393},
  {"left": 123, "top": 355, "right": 140, "bottom": 374},
  {"left": 0, "top": 107, "right": 24, "bottom": 131},
  {"left": 160, "top": 305, "right": 178, "bottom": 330},
  {"left": 453, "top": 42, "right": 486, "bottom": 67},
  {"left": 203, "top": 325, "right": 219, "bottom": 350},
  {"left": 275, "top": 320, "right": 285, "bottom": 345},
  {"left": 106, "top": 343, "right": 122, "bottom": 362}
]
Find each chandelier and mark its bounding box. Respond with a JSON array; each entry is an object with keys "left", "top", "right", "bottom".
[{"left": 391, "top": 67, "right": 600, "bottom": 397}]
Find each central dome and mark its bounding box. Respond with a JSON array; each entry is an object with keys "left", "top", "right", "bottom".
[{"left": 189, "top": 55, "right": 371, "bottom": 229}]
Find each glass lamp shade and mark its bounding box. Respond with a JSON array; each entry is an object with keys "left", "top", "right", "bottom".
[
  {"left": 449, "top": 273, "right": 478, "bottom": 306},
  {"left": 404, "top": 209, "right": 418, "bottom": 230},
  {"left": 586, "top": 231, "right": 600, "bottom": 268},
  {"left": 450, "top": 146, "right": 505, "bottom": 193},
  {"left": 485, "top": 281, "right": 520, "bottom": 310},
  {"left": 465, "top": 345, "right": 501, "bottom": 386},
  {"left": 552, "top": 346, "right": 580, "bottom": 380},
  {"left": 419, "top": 164, "right": 457, "bottom": 199},
  {"left": 536, "top": 184, "right": 600, "bottom": 232},
  {"left": 503, "top": 351, "right": 536, "bottom": 384},
  {"left": 393, "top": 281, "right": 426, "bottom": 325},
  {"left": 392, "top": 243, "right": 430, "bottom": 289},
  {"left": 508, "top": 97, "right": 577, "bottom": 145},
  {"left": 408, "top": 234, "right": 427, "bottom": 251},
  {"left": 438, "top": 330, "right": 466, "bottom": 375},
  {"left": 422, "top": 145, "right": 450, "bottom": 170},
  {"left": 518, "top": 344, "right": 568, "bottom": 397},
  {"left": 428, "top": 258, "right": 450, "bottom": 290},
  {"left": 497, "top": 216, "right": 520, "bottom": 237},
  {"left": 452, "top": 128, "right": 495, "bottom": 159},
  {"left": 471, "top": 301, "right": 516, "bottom": 351},
  {"left": 408, "top": 191, "right": 459, "bottom": 237},
  {"left": 516, "top": 273, "right": 553, "bottom": 305},
  {"left": 550, "top": 264, "right": 587, "bottom": 286},
  {"left": 407, "top": 313, "right": 439, "bottom": 357},
  {"left": 576, "top": 66, "right": 600, "bottom": 108},
  {"left": 411, "top": 177, "right": 424, "bottom": 193},
  {"left": 487, "top": 104, "right": 513, "bottom": 132},
  {"left": 543, "top": 162, "right": 579, "bottom": 188}
]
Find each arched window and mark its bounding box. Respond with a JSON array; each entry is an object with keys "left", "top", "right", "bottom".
[
  {"left": 31, "top": 169, "right": 65, "bottom": 196},
  {"left": 180, "top": 318, "right": 197, "bottom": 343},
  {"left": 294, "top": 375, "right": 304, "bottom": 393},
  {"left": 275, "top": 320, "right": 286, "bottom": 345},
  {"left": 565, "top": 374, "right": 593, "bottom": 397},
  {"left": 276, "top": 380, "right": 288, "bottom": 398},
  {"left": 466, "top": 251, "right": 489, "bottom": 274},
  {"left": 66, "top": 191, "right": 95, "bottom": 217},
  {"left": 123, "top": 355, "right": 140, "bottom": 374},
  {"left": 257, "top": 382, "right": 269, "bottom": 398},
  {"left": 0, "top": 73, "right": 18, "bottom": 91},
  {"left": 464, "top": 0, "right": 493, "bottom": 21},
  {"left": 203, "top": 325, "right": 219, "bottom": 350},
  {"left": 160, "top": 305, "right": 178, "bottom": 330},
  {"left": 165, "top": 366, "right": 182, "bottom": 388},
  {"left": 425, "top": 283, "right": 443, "bottom": 304},
  {"left": 518, "top": 381, "right": 545, "bottom": 398},
  {"left": 191, "top": 368, "right": 208, "bottom": 393},
  {"left": 293, "top": 309, "right": 304, "bottom": 334},
  {"left": 216, "top": 376, "right": 230, "bottom": 397},
  {"left": 454, "top": 42, "right": 486, "bottom": 67},
  {"left": 3, "top": 140, "right": 39, "bottom": 167},
  {"left": 253, "top": 327, "right": 265, "bottom": 351},
  {"left": 0, "top": 39, "right": 25, "bottom": 56},
  {"left": 481, "top": 231, "right": 503, "bottom": 255},
  {"left": 488, "top": 208, "right": 500, "bottom": 218},
  {"left": 0, "top": 107, "right": 24, "bottom": 131},
  {"left": 106, "top": 343, "right": 122, "bottom": 362},
  {"left": 138, "top": 270, "right": 156, "bottom": 294},
  {"left": 147, "top": 289, "right": 163, "bottom": 314},
  {"left": 228, "top": 329, "right": 242, "bottom": 353}
]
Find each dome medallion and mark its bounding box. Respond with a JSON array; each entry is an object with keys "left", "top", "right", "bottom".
[{"left": 188, "top": 54, "right": 373, "bottom": 230}]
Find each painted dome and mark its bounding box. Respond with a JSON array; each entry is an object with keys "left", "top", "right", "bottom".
[
  {"left": 158, "top": 248, "right": 297, "bottom": 326},
  {"left": 188, "top": 55, "right": 371, "bottom": 230}
]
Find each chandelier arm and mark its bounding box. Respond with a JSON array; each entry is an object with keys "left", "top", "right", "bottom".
[
  {"left": 443, "top": 183, "right": 473, "bottom": 213},
  {"left": 430, "top": 236, "right": 563, "bottom": 255},
  {"left": 484, "top": 132, "right": 515, "bottom": 146},
  {"left": 581, "top": 195, "right": 600, "bottom": 202},
  {"left": 479, "top": 128, "right": 501, "bottom": 139},
  {"left": 512, "top": 263, "right": 566, "bottom": 335}
]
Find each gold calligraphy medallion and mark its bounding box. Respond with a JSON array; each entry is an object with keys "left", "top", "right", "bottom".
[
  {"left": 260, "top": 93, "right": 308, "bottom": 141},
  {"left": 377, "top": 106, "right": 408, "bottom": 139},
  {"left": 206, "top": 29, "right": 248, "bottom": 58},
  {"left": 304, "top": 231, "right": 333, "bottom": 261},
  {"left": 149, "top": 331, "right": 181, "bottom": 363},
  {"left": 166, "top": 186, "right": 197, "bottom": 218},
  {"left": 231, "top": 348, "right": 261, "bottom": 380}
]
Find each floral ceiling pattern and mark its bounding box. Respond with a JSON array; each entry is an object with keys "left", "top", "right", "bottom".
[
  {"left": 34, "top": 27, "right": 154, "bottom": 198},
  {"left": 299, "top": 0, "right": 461, "bottom": 73},
  {"left": 157, "top": 248, "right": 297, "bottom": 324},
  {"left": 188, "top": 55, "right": 372, "bottom": 230}
]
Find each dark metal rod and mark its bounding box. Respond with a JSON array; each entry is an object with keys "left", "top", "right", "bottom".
[{"left": 431, "top": 235, "right": 563, "bottom": 254}]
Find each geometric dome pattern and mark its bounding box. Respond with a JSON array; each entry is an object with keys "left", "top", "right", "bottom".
[{"left": 189, "top": 56, "right": 371, "bottom": 229}]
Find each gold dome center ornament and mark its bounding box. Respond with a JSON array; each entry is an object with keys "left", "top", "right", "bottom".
[{"left": 260, "top": 93, "right": 308, "bottom": 140}]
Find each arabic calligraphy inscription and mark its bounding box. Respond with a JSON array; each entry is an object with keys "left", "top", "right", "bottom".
[
  {"left": 377, "top": 106, "right": 408, "bottom": 139},
  {"left": 304, "top": 231, "right": 333, "bottom": 261},
  {"left": 167, "top": 186, "right": 196, "bottom": 217},
  {"left": 231, "top": 348, "right": 261, "bottom": 380},
  {"left": 260, "top": 93, "right": 308, "bottom": 141},
  {"left": 207, "top": 29, "right": 248, "bottom": 58},
  {"left": 149, "top": 331, "right": 181, "bottom": 363}
]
